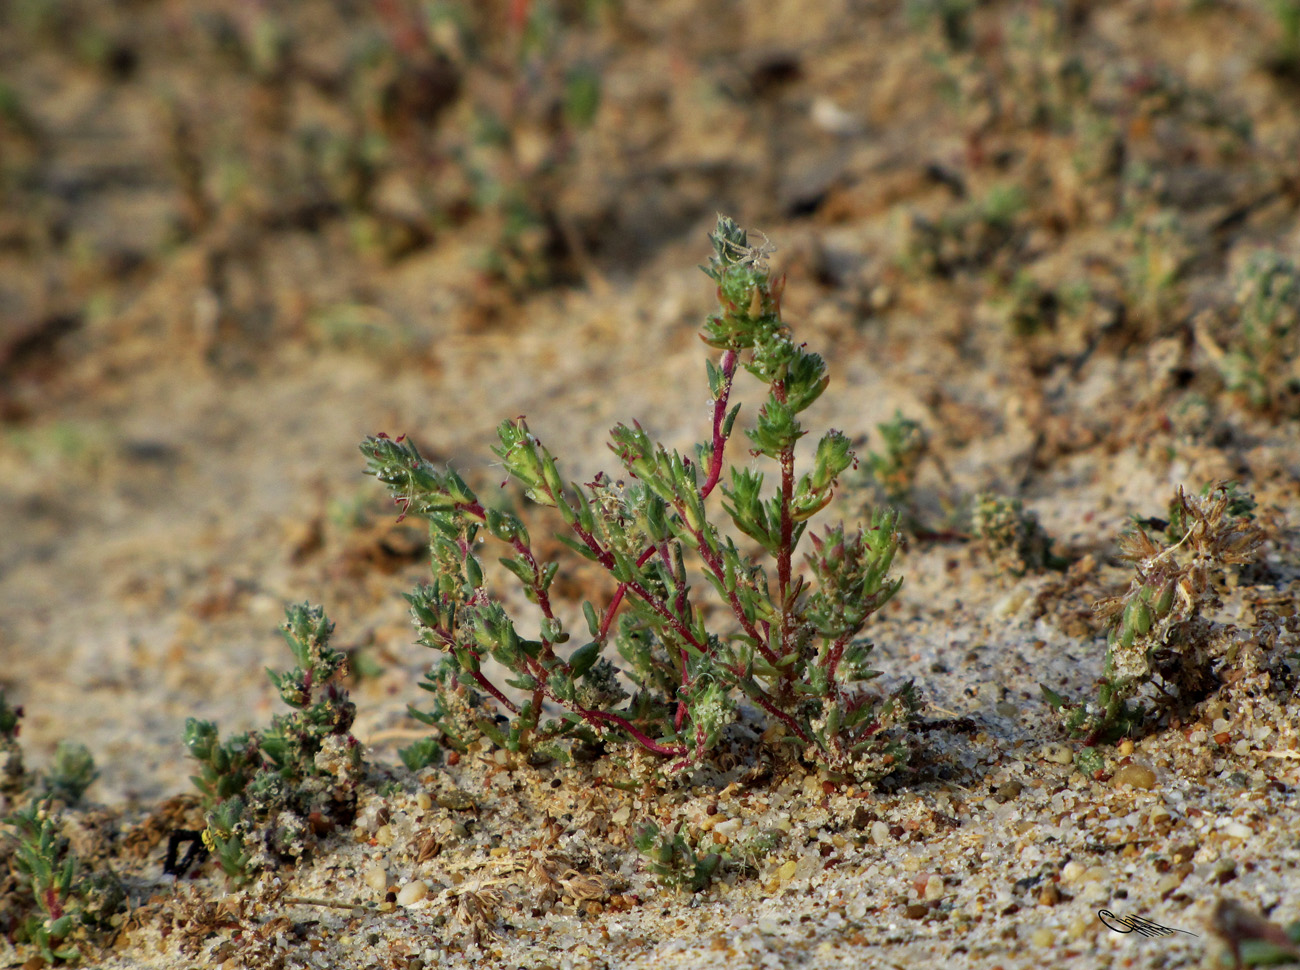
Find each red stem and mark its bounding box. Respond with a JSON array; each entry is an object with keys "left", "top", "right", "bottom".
[
  {"left": 597, "top": 349, "right": 738, "bottom": 641},
  {"left": 775, "top": 381, "right": 796, "bottom": 673},
  {"left": 576, "top": 709, "right": 687, "bottom": 758},
  {"left": 824, "top": 631, "right": 853, "bottom": 686},
  {"left": 701, "top": 349, "right": 738, "bottom": 498},
  {"left": 692, "top": 537, "right": 779, "bottom": 665}
]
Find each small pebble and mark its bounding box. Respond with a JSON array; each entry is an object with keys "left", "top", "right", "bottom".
[
  {"left": 870, "top": 820, "right": 891, "bottom": 845},
  {"left": 375, "top": 824, "right": 394, "bottom": 846},
  {"left": 1156, "top": 870, "right": 1187, "bottom": 895},
  {"left": 1038, "top": 882, "right": 1060, "bottom": 906},
  {"left": 1221, "top": 820, "right": 1253, "bottom": 840},
  {"left": 1117, "top": 739, "right": 1135, "bottom": 756},
  {"left": 1113, "top": 764, "right": 1157, "bottom": 789},
  {"left": 416, "top": 793, "right": 432, "bottom": 811},
  {"left": 436, "top": 790, "right": 477, "bottom": 811},
  {"left": 1030, "top": 928, "right": 1055, "bottom": 947},
  {"left": 1041, "top": 742, "right": 1073, "bottom": 765},
  {"left": 715, "top": 817, "right": 742, "bottom": 838},
  {"left": 397, "top": 880, "right": 428, "bottom": 906},
  {"left": 923, "top": 876, "right": 945, "bottom": 901},
  {"left": 1060, "top": 861, "right": 1086, "bottom": 885},
  {"left": 904, "top": 903, "right": 929, "bottom": 920},
  {"left": 995, "top": 780, "right": 1023, "bottom": 803},
  {"left": 363, "top": 863, "right": 388, "bottom": 893},
  {"left": 1212, "top": 858, "right": 1238, "bottom": 883}
]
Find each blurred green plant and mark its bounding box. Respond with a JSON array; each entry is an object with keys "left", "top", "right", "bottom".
[
  {"left": 40, "top": 743, "right": 98, "bottom": 807},
  {"left": 970, "top": 493, "right": 1059, "bottom": 577},
  {"left": 866, "top": 411, "right": 928, "bottom": 510},
  {"left": 1, "top": 715, "right": 124, "bottom": 965},
  {"left": 1198, "top": 251, "right": 1300, "bottom": 415}
]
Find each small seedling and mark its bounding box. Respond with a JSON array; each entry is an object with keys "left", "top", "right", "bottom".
[
  {"left": 1123, "top": 210, "right": 1190, "bottom": 333},
  {"left": 1201, "top": 250, "right": 1300, "bottom": 415},
  {"left": 4, "top": 797, "right": 125, "bottom": 964},
  {"left": 970, "top": 492, "right": 1059, "bottom": 577},
  {"left": 183, "top": 603, "right": 363, "bottom": 883},
  {"left": 632, "top": 821, "right": 722, "bottom": 893},
  {"left": 364, "top": 216, "right": 917, "bottom": 780},
  {"left": 41, "top": 742, "right": 99, "bottom": 806},
  {"left": 398, "top": 736, "right": 442, "bottom": 772},
  {"left": 866, "top": 411, "right": 928, "bottom": 510}
]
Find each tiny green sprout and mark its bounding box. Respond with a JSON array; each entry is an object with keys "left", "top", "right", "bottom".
[
  {"left": 41, "top": 742, "right": 98, "bottom": 807},
  {"left": 633, "top": 821, "right": 723, "bottom": 894},
  {"left": 867, "top": 411, "right": 928, "bottom": 509},
  {"left": 398, "top": 737, "right": 442, "bottom": 772},
  {"left": 1204, "top": 251, "right": 1300, "bottom": 415}
]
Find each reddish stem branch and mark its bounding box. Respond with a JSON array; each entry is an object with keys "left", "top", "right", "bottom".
[
  {"left": 701, "top": 349, "right": 738, "bottom": 498},
  {"left": 578, "top": 709, "right": 687, "bottom": 758},
  {"left": 597, "top": 349, "right": 738, "bottom": 642}
]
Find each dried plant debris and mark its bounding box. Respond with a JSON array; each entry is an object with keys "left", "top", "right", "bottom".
[{"left": 1043, "top": 483, "right": 1277, "bottom": 747}]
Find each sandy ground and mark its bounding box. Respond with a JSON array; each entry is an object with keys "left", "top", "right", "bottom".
[{"left": 2, "top": 1, "right": 1299, "bottom": 967}]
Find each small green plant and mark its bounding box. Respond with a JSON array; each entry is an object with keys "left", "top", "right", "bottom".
[
  {"left": 866, "top": 411, "right": 928, "bottom": 510},
  {"left": 970, "top": 492, "right": 1058, "bottom": 577},
  {"left": 1043, "top": 483, "right": 1263, "bottom": 745},
  {"left": 633, "top": 819, "right": 782, "bottom": 894},
  {"left": 364, "top": 216, "right": 918, "bottom": 780},
  {"left": 7, "top": 801, "right": 87, "bottom": 963},
  {"left": 184, "top": 603, "right": 363, "bottom": 883},
  {"left": 3, "top": 762, "right": 125, "bottom": 963},
  {"left": 633, "top": 821, "right": 722, "bottom": 893},
  {"left": 902, "top": 183, "right": 1028, "bottom": 277},
  {"left": 0, "top": 692, "right": 26, "bottom": 796},
  {"left": 1202, "top": 251, "right": 1300, "bottom": 415},
  {"left": 1123, "top": 210, "right": 1191, "bottom": 333},
  {"left": 41, "top": 742, "right": 99, "bottom": 806},
  {"left": 398, "top": 736, "right": 442, "bottom": 772}
]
